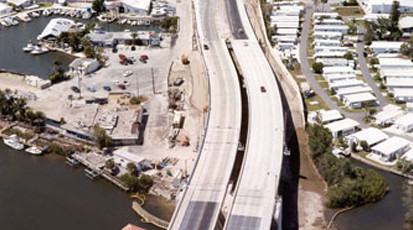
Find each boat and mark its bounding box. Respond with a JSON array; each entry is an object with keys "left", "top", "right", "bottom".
[
  {"left": 3, "top": 135, "right": 24, "bottom": 151},
  {"left": 25, "top": 146, "right": 42, "bottom": 155},
  {"left": 137, "top": 19, "right": 143, "bottom": 25},
  {"left": 7, "top": 17, "right": 19, "bottom": 26},
  {"left": 97, "top": 14, "right": 108, "bottom": 22},
  {"left": 42, "top": 9, "right": 51, "bottom": 16},
  {"left": 59, "top": 9, "right": 66, "bottom": 15},
  {"left": 127, "top": 19, "right": 132, "bottom": 25},
  {"left": 408, "top": 179, "right": 413, "bottom": 186},
  {"left": 82, "top": 11, "right": 92, "bottom": 19},
  {"left": 31, "top": 11, "right": 40, "bottom": 17},
  {"left": 151, "top": 8, "right": 167, "bottom": 17},
  {"left": 144, "top": 19, "right": 151, "bottom": 26},
  {"left": 65, "top": 156, "right": 79, "bottom": 166},
  {"left": 76, "top": 10, "right": 82, "bottom": 18},
  {"left": 16, "top": 13, "right": 31, "bottom": 22},
  {"left": 131, "top": 20, "right": 137, "bottom": 26},
  {"left": 23, "top": 40, "right": 35, "bottom": 52},
  {"left": 0, "top": 19, "right": 10, "bottom": 27},
  {"left": 31, "top": 45, "right": 48, "bottom": 55}
]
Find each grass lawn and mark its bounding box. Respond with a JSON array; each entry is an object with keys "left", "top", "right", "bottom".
[
  {"left": 319, "top": 81, "right": 329, "bottom": 89},
  {"left": 335, "top": 6, "right": 365, "bottom": 17},
  {"left": 305, "top": 94, "right": 330, "bottom": 111},
  {"left": 331, "top": 97, "right": 345, "bottom": 106}
]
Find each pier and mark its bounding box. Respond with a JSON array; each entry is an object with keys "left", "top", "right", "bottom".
[{"left": 132, "top": 201, "right": 169, "bottom": 230}]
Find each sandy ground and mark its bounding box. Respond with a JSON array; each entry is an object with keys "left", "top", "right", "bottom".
[{"left": 298, "top": 186, "right": 327, "bottom": 230}]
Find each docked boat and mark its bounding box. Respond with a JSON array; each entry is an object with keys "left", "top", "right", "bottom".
[
  {"left": 65, "top": 156, "right": 79, "bottom": 167},
  {"left": 119, "top": 18, "right": 127, "bottom": 24},
  {"left": 31, "top": 45, "right": 48, "bottom": 55},
  {"left": 25, "top": 146, "right": 42, "bottom": 155},
  {"left": 30, "top": 11, "right": 40, "bottom": 17},
  {"left": 97, "top": 14, "right": 108, "bottom": 22},
  {"left": 16, "top": 13, "right": 31, "bottom": 22},
  {"left": 131, "top": 20, "right": 137, "bottom": 26},
  {"left": 6, "top": 17, "right": 19, "bottom": 26},
  {"left": 59, "top": 9, "right": 66, "bottom": 15},
  {"left": 3, "top": 135, "right": 24, "bottom": 151},
  {"left": 82, "top": 11, "right": 92, "bottom": 19},
  {"left": 0, "top": 19, "right": 11, "bottom": 27},
  {"left": 23, "top": 40, "right": 35, "bottom": 52},
  {"left": 137, "top": 19, "right": 143, "bottom": 25},
  {"left": 70, "top": 10, "right": 77, "bottom": 17},
  {"left": 42, "top": 9, "right": 51, "bottom": 16},
  {"left": 144, "top": 19, "right": 151, "bottom": 26}
]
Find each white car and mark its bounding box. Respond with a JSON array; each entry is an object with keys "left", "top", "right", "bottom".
[{"left": 123, "top": 70, "right": 133, "bottom": 77}]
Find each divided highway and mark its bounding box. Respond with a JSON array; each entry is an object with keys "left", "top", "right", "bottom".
[
  {"left": 225, "top": 0, "right": 285, "bottom": 229},
  {"left": 167, "top": 0, "right": 242, "bottom": 228}
]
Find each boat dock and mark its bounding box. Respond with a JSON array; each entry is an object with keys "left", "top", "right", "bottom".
[{"left": 132, "top": 201, "right": 169, "bottom": 229}]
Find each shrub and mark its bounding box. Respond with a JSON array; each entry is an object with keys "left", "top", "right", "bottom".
[{"left": 312, "top": 62, "right": 324, "bottom": 74}]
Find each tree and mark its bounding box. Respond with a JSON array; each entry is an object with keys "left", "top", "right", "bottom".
[
  {"left": 130, "top": 96, "right": 141, "bottom": 105},
  {"left": 92, "top": 0, "right": 105, "bottom": 14},
  {"left": 343, "top": 51, "right": 354, "bottom": 60},
  {"left": 369, "top": 57, "right": 379, "bottom": 66},
  {"left": 131, "top": 32, "right": 138, "bottom": 50},
  {"left": 83, "top": 45, "right": 95, "bottom": 58},
  {"left": 105, "top": 159, "right": 115, "bottom": 169},
  {"left": 307, "top": 124, "right": 332, "bottom": 159},
  {"left": 390, "top": 0, "right": 400, "bottom": 32},
  {"left": 360, "top": 140, "right": 369, "bottom": 151},
  {"left": 312, "top": 62, "right": 324, "bottom": 74},
  {"left": 92, "top": 124, "right": 112, "bottom": 149},
  {"left": 119, "top": 174, "right": 153, "bottom": 192},
  {"left": 126, "top": 162, "right": 137, "bottom": 174}
]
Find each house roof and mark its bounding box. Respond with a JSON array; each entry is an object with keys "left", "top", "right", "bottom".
[
  {"left": 120, "top": 0, "right": 151, "bottom": 11},
  {"left": 381, "top": 68, "right": 413, "bottom": 77},
  {"left": 38, "top": 18, "right": 75, "bottom": 40},
  {"left": 329, "top": 79, "right": 364, "bottom": 88},
  {"left": 69, "top": 58, "right": 99, "bottom": 70},
  {"left": 387, "top": 78, "right": 413, "bottom": 87},
  {"left": 113, "top": 149, "right": 145, "bottom": 164},
  {"left": 347, "top": 128, "right": 388, "bottom": 146},
  {"left": 371, "top": 41, "right": 404, "bottom": 49},
  {"left": 374, "top": 104, "right": 404, "bottom": 124},
  {"left": 402, "top": 148, "right": 413, "bottom": 161},
  {"left": 395, "top": 113, "right": 413, "bottom": 127},
  {"left": 336, "top": 86, "right": 372, "bottom": 96},
  {"left": 394, "top": 88, "right": 413, "bottom": 98},
  {"left": 319, "top": 109, "right": 343, "bottom": 123},
  {"left": 343, "top": 92, "right": 376, "bottom": 103},
  {"left": 324, "top": 118, "right": 359, "bottom": 133},
  {"left": 371, "top": 136, "right": 410, "bottom": 156},
  {"left": 323, "top": 66, "right": 354, "bottom": 75},
  {"left": 399, "top": 16, "right": 413, "bottom": 30},
  {"left": 379, "top": 57, "right": 413, "bottom": 67}
]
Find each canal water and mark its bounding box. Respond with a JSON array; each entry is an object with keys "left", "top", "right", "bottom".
[
  {"left": 0, "top": 15, "right": 160, "bottom": 79},
  {"left": 335, "top": 160, "right": 408, "bottom": 230},
  {"left": 0, "top": 142, "right": 172, "bottom": 230}
]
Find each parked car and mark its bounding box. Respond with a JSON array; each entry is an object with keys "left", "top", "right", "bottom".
[
  {"left": 140, "top": 54, "right": 148, "bottom": 60},
  {"left": 123, "top": 70, "right": 133, "bottom": 77},
  {"left": 129, "top": 57, "right": 136, "bottom": 62},
  {"left": 71, "top": 86, "right": 80, "bottom": 93},
  {"left": 139, "top": 58, "right": 147, "bottom": 63},
  {"left": 87, "top": 87, "right": 96, "bottom": 92},
  {"left": 123, "top": 80, "right": 130, "bottom": 86},
  {"left": 203, "top": 44, "right": 209, "bottom": 50},
  {"left": 260, "top": 86, "right": 266, "bottom": 93},
  {"left": 117, "top": 84, "right": 126, "bottom": 90},
  {"left": 103, "top": 86, "right": 111, "bottom": 91}
]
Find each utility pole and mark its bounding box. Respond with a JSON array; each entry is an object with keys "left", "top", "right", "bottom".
[
  {"left": 136, "top": 73, "right": 140, "bottom": 97},
  {"left": 151, "top": 67, "right": 155, "bottom": 94},
  {"left": 77, "top": 68, "right": 82, "bottom": 99}
]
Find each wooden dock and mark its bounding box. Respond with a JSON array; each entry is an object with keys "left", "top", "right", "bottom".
[{"left": 132, "top": 201, "right": 169, "bottom": 229}]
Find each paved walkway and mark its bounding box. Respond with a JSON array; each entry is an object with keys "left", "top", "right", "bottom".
[
  {"left": 356, "top": 25, "right": 388, "bottom": 110},
  {"left": 298, "top": 5, "right": 367, "bottom": 127}
]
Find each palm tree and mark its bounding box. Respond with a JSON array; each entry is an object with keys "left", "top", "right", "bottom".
[
  {"left": 126, "top": 162, "right": 137, "bottom": 175},
  {"left": 131, "top": 32, "right": 138, "bottom": 51}
]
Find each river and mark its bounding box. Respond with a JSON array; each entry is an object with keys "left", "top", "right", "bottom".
[
  {"left": 335, "top": 159, "right": 408, "bottom": 230},
  {"left": 0, "top": 142, "right": 172, "bottom": 230},
  {"left": 0, "top": 14, "right": 160, "bottom": 79}
]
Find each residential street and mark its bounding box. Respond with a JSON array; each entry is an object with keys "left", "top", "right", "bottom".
[{"left": 356, "top": 25, "right": 389, "bottom": 110}]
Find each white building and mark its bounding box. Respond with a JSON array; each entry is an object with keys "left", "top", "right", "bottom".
[
  {"left": 370, "top": 41, "right": 404, "bottom": 54},
  {"left": 399, "top": 16, "right": 413, "bottom": 33},
  {"left": 379, "top": 58, "right": 413, "bottom": 69},
  {"left": 394, "top": 113, "right": 413, "bottom": 133},
  {"left": 314, "top": 46, "right": 348, "bottom": 53},
  {"left": 316, "top": 58, "right": 355, "bottom": 68},
  {"left": 37, "top": 18, "right": 75, "bottom": 41},
  {"left": 381, "top": 68, "right": 413, "bottom": 79},
  {"left": 319, "top": 109, "right": 344, "bottom": 123},
  {"left": 315, "top": 18, "right": 344, "bottom": 25},
  {"left": 313, "top": 31, "right": 342, "bottom": 40},
  {"left": 314, "top": 24, "right": 348, "bottom": 34},
  {"left": 272, "top": 35, "right": 297, "bottom": 44},
  {"left": 394, "top": 88, "right": 413, "bottom": 102},
  {"left": 329, "top": 79, "right": 365, "bottom": 90},
  {"left": 313, "top": 12, "right": 339, "bottom": 19},
  {"left": 367, "top": 0, "right": 413, "bottom": 14},
  {"left": 117, "top": 0, "right": 151, "bottom": 15},
  {"left": 0, "top": 3, "right": 12, "bottom": 16},
  {"left": 323, "top": 66, "right": 354, "bottom": 76},
  {"left": 313, "top": 39, "right": 341, "bottom": 47},
  {"left": 272, "top": 21, "right": 299, "bottom": 29},
  {"left": 335, "top": 86, "right": 373, "bottom": 100},
  {"left": 69, "top": 58, "right": 100, "bottom": 75},
  {"left": 386, "top": 78, "right": 413, "bottom": 90},
  {"left": 371, "top": 136, "right": 410, "bottom": 162},
  {"left": 314, "top": 51, "right": 347, "bottom": 58},
  {"left": 113, "top": 149, "right": 148, "bottom": 171},
  {"left": 325, "top": 74, "right": 357, "bottom": 83},
  {"left": 276, "top": 28, "right": 298, "bottom": 36},
  {"left": 342, "top": 92, "right": 377, "bottom": 109},
  {"left": 6, "top": 0, "right": 32, "bottom": 9},
  {"left": 374, "top": 104, "right": 404, "bottom": 126},
  {"left": 324, "top": 118, "right": 360, "bottom": 139},
  {"left": 347, "top": 127, "right": 388, "bottom": 149}
]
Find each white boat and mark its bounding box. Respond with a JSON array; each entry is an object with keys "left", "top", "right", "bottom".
[
  {"left": 31, "top": 11, "right": 40, "bottom": 17},
  {"left": 137, "top": 19, "right": 143, "bottom": 25},
  {"left": 82, "top": 11, "right": 92, "bottom": 19},
  {"left": 119, "top": 18, "right": 127, "bottom": 24},
  {"left": 0, "top": 19, "right": 10, "bottom": 27},
  {"left": 16, "top": 13, "right": 31, "bottom": 22},
  {"left": 97, "top": 14, "right": 108, "bottom": 22},
  {"left": 31, "top": 45, "right": 48, "bottom": 55},
  {"left": 23, "top": 41, "right": 35, "bottom": 52},
  {"left": 3, "top": 135, "right": 24, "bottom": 151},
  {"left": 42, "top": 9, "right": 51, "bottom": 16},
  {"left": 144, "top": 19, "right": 151, "bottom": 26},
  {"left": 7, "top": 17, "right": 19, "bottom": 26},
  {"left": 59, "top": 9, "right": 66, "bottom": 15},
  {"left": 151, "top": 8, "right": 167, "bottom": 17},
  {"left": 25, "top": 146, "right": 42, "bottom": 155},
  {"left": 127, "top": 19, "right": 132, "bottom": 25},
  {"left": 131, "top": 21, "right": 137, "bottom": 26}
]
